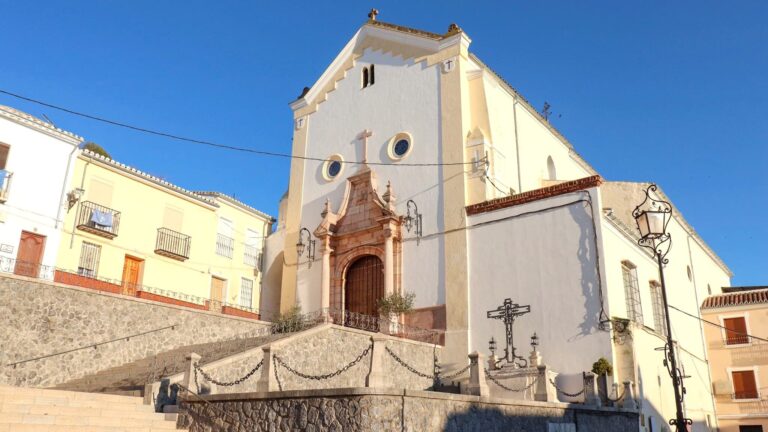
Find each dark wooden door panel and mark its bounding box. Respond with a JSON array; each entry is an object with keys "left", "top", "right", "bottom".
[
  {"left": 14, "top": 231, "right": 46, "bottom": 278},
  {"left": 344, "top": 255, "right": 384, "bottom": 330}
]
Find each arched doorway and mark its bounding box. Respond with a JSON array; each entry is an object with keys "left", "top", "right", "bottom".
[{"left": 344, "top": 255, "right": 384, "bottom": 329}]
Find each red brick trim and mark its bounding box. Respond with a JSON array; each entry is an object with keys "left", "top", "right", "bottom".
[
  {"left": 54, "top": 270, "right": 122, "bottom": 295},
  {"left": 136, "top": 290, "right": 208, "bottom": 311},
  {"left": 466, "top": 175, "right": 603, "bottom": 216},
  {"left": 221, "top": 306, "right": 261, "bottom": 320}
]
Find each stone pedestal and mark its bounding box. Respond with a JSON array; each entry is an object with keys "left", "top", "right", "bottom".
[
  {"left": 366, "top": 335, "right": 388, "bottom": 388},
  {"left": 466, "top": 351, "right": 489, "bottom": 396},
  {"left": 584, "top": 372, "right": 601, "bottom": 407},
  {"left": 256, "top": 346, "right": 278, "bottom": 392},
  {"left": 534, "top": 365, "right": 556, "bottom": 402},
  {"left": 182, "top": 353, "right": 201, "bottom": 395}
]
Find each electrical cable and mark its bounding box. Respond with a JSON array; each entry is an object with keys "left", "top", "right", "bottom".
[
  {"left": 669, "top": 304, "right": 768, "bottom": 343},
  {"left": 0, "top": 89, "right": 474, "bottom": 167}
]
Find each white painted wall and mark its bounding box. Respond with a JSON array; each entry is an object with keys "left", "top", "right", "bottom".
[
  {"left": 296, "top": 48, "right": 445, "bottom": 311},
  {"left": 0, "top": 108, "right": 81, "bottom": 271},
  {"left": 466, "top": 187, "right": 613, "bottom": 383},
  {"left": 600, "top": 209, "right": 728, "bottom": 431}
]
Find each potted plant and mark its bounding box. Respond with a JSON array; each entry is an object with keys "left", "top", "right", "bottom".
[
  {"left": 377, "top": 292, "right": 415, "bottom": 335},
  {"left": 591, "top": 357, "right": 613, "bottom": 403}
]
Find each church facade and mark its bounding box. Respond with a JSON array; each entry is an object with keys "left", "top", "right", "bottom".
[{"left": 262, "top": 14, "right": 731, "bottom": 431}]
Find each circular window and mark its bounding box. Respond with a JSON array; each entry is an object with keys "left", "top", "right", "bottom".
[
  {"left": 388, "top": 132, "right": 413, "bottom": 161},
  {"left": 323, "top": 155, "right": 344, "bottom": 181}
]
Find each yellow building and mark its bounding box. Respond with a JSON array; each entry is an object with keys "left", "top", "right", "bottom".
[
  {"left": 702, "top": 286, "right": 768, "bottom": 432},
  {"left": 56, "top": 150, "right": 274, "bottom": 319}
]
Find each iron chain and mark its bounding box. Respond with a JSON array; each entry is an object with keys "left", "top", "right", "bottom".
[
  {"left": 274, "top": 344, "right": 372, "bottom": 381},
  {"left": 385, "top": 346, "right": 433, "bottom": 379},
  {"left": 441, "top": 364, "right": 472, "bottom": 381},
  {"left": 485, "top": 370, "right": 539, "bottom": 392},
  {"left": 274, "top": 356, "right": 283, "bottom": 391},
  {"left": 598, "top": 385, "right": 626, "bottom": 402},
  {"left": 549, "top": 378, "right": 585, "bottom": 398},
  {"left": 194, "top": 359, "right": 263, "bottom": 387}
]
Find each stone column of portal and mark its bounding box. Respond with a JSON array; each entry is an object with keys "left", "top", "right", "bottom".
[
  {"left": 320, "top": 235, "right": 332, "bottom": 320},
  {"left": 383, "top": 225, "right": 394, "bottom": 297}
]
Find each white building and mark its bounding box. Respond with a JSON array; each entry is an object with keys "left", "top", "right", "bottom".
[
  {"left": 0, "top": 105, "right": 83, "bottom": 278},
  {"left": 263, "top": 14, "right": 731, "bottom": 431}
]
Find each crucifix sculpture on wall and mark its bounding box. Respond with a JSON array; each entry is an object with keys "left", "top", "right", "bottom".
[{"left": 487, "top": 298, "right": 531, "bottom": 368}]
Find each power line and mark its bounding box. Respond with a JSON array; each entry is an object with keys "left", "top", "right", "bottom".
[
  {"left": 669, "top": 304, "right": 768, "bottom": 343},
  {"left": 0, "top": 89, "right": 474, "bottom": 167}
]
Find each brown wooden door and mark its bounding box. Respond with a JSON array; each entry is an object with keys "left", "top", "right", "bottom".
[
  {"left": 344, "top": 255, "right": 384, "bottom": 330},
  {"left": 121, "top": 256, "right": 143, "bottom": 295},
  {"left": 210, "top": 277, "right": 226, "bottom": 312},
  {"left": 14, "top": 231, "right": 46, "bottom": 278}
]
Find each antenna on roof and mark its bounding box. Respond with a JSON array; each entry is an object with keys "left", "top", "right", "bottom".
[
  {"left": 41, "top": 114, "right": 55, "bottom": 126},
  {"left": 541, "top": 102, "right": 562, "bottom": 122}
]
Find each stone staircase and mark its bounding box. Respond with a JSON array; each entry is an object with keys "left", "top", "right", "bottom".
[
  {"left": 0, "top": 385, "right": 180, "bottom": 431},
  {"left": 54, "top": 332, "right": 292, "bottom": 397}
]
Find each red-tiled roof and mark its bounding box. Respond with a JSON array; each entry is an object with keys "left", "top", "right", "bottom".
[
  {"left": 701, "top": 288, "right": 768, "bottom": 309},
  {"left": 465, "top": 176, "right": 603, "bottom": 216}
]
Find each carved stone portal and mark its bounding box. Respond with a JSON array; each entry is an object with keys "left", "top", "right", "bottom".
[{"left": 314, "top": 167, "right": 402, "bottom": 316}]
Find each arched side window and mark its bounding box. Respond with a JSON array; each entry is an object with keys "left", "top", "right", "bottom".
[
  {"left": 362, "top": 65, "right": 375, "bottom": 89},
  {"left": 547, "top": 156, "right": 557, "bottom": 180},
  {"left": 369, "top": 64, "right": 375, "bottom": 85}
]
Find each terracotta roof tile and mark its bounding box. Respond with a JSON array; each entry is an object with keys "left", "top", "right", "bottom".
[
  {"left": 701, "top": 288, "right": 768, "bottom": 309},
  {"left": 466, "top": 176, "right": 603, "bottom": 216}
]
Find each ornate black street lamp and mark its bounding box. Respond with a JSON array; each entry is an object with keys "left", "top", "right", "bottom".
[
  {"left": 633, "top": 184, "right": 691, "bottom": 431},
  {"left": 403, "top": 199, "right": 423, "bottom": 245},
  {"left": 295, "top": 227, "right": 315, "bottom": 268}
]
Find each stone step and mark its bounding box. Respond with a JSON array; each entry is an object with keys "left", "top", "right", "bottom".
[
  {"left": 0, "top": 387, "right": 181, "bottom": 431},
  {"left": 0, "top": 387, "right": 144, "bottom": 405}
]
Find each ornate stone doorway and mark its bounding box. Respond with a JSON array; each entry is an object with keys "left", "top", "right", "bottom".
[{"left": 344, "top": 255, "right": 384, "bottom": 325}]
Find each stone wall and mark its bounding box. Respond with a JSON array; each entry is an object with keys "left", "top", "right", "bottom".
[
  {"left": 178, "top": 388, "right": 640, "bottom": 432},
  {"left": 188, "top": 325, "right": 441, "bottom": 395},
  {"left": 0, "top": 275, "right": 269, "bottom": 388}
]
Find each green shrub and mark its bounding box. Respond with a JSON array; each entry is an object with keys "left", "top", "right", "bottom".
[
  {"left": 377, "top": 292, "right": 415, "bottom": 316},
  {"left": 592, "top": 357, "right": 613, "bottom": 376},
  {"left": 273, "top": 304, "right": 306, "bottom": 333}
]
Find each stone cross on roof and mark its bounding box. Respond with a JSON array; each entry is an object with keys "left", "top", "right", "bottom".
[{"left": 368, "top": 8, "right": 379, "bottom": 21}]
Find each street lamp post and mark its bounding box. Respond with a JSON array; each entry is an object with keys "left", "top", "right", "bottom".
[{"left": 632, "top": 184, "right": 691, "bottom": 431}]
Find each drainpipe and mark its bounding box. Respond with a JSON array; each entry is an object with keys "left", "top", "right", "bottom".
[
  {"left": 69, "top": 157, "right": 90, "bottom": 248},
  {"left": 56, "top": 142, "right": 81, "bottom": 229},
  {"left": 512, "top": 98, "right": 522, "bottom": 193}
]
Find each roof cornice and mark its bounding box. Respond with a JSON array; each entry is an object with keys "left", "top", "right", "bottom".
[
  {"left": 194, "top": 191, "right": 275, "bottom": 222},
  {"left": 79, "top": 150, "right": 218, "bottom": 208},
  {"left": 0, "top": 105, "right": 83, "bottom": 145}
]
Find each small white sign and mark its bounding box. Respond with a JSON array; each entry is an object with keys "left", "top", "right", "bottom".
[{"left": 0, "top": 244, "right": 13, "bottom": 254}]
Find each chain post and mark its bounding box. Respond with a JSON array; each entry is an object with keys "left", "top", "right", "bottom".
[
  {"left": 466, "top": 351, "right": 489, "bottom": 396},
  {"left": 256, "top": 346, "right": 277, "bottom": 392},
  {"left": 535, "top": 364, "right": 556, "bottom": 402},
  {"left": 367, "top": 335, "right": 388, "bottom": 388},
  {"left": 182, "top": 353, "right": 201, "bottom": 396}
]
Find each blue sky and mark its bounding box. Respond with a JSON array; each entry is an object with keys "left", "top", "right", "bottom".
[{"left": 1, "top": 1, "right": 765, "bottom": 286}]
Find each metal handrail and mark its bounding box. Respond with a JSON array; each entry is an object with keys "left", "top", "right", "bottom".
[{"left": 5, "top": 324, "right": 178, "bottom": 368}]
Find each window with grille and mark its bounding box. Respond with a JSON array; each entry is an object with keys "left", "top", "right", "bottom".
[
  {"left": 724, "top": 317, "right": 749, "bottom": 345},
  {"left": 649, "top": 281, "right": 668, "bottom": 336},
  {"left": 78, "top": 242, "right": 101, "bottom": 277},
  {"left": 622, "top": 261, "right": 643, "bottom": 324},
  {"left": 240, "top": 278, "right": 253, "bottom": 308}
]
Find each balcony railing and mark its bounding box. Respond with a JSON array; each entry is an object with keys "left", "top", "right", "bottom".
[
  {"left": 216, "top": 233, "right": 234, "bottom": 258},
  {"left": 243, "top": 244, "right": 260, "bottom": 268},
  {"left": 0, "top": 170, "right": 12, "bottom": 203},
  {"left": 155, "top": 228, "right": 191, "bottom": 261},
  {"left": 76, "top": 201, "right": 121, "bottom": 239}
]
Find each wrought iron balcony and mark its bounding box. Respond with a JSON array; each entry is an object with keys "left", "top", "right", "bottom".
[
  {"left": 0, "top": 170, "right": 12, "bottom": 203},
  {"left": 216, "top": 233, "right": 234, "bottom": 258},
  {"left": 155, "top": 228, "right": 191, "bottom": 261},
  {"left": 76, "top": 201, "right": 121, "bottom": 239}
]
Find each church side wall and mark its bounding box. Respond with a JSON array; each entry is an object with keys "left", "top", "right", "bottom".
[
  {"left": 466, "top": 187, "right": 612, "bottom": 388},
  {"left": 600, "top": 208, "right": 727, "bottom": 430},
  {"left": 295, "top": 48, "right": 444, "bottom": 312}
]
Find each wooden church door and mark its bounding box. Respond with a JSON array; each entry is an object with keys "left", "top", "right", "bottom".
[{"left": 344, "top": 255, "right": 384, "bottom": 329}]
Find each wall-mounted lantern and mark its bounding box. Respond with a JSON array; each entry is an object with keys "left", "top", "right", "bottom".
[
  {"left": 404, "top": 199, "right": 423, "bottom": 245},
  {"left": 295, "top": 227, "right": 315, "bottom": 268}
]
